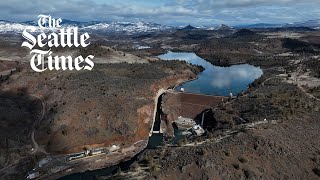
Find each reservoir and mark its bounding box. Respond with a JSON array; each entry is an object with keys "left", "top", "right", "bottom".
[
  {"left": 158, "top": 51, "right": 263, "bottom": 96},
  {"left": 60, "top": 52, "right": 263, "bottom": 179}
]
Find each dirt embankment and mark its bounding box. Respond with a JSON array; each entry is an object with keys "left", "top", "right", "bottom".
[
  {"left": 0, "top": 60, "right": 201, "bottom": 153},
  {"left": 0, "top": 31, "right": 211, "bottom": 179},
  {"left": 36, "top": 62, "right": 200, "bottom": 154}
]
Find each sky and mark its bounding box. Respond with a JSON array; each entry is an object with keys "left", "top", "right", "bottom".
[{"left": 0, "top": 0, "right": 319, "bottom": 26}]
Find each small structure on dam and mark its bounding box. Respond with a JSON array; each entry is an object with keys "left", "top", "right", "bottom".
[
  {"left": 174, "top": 116, "right": 196, "bottom": 130},
  {"left": 192, "top": 125, "right": 205, "bottom": 136}
]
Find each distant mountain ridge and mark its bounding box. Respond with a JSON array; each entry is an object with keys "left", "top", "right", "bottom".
[
  {"left": 236, "top": 19, "right": 320, "bottom": 29},
  {"left": 235, "top": 23, "right": 281, "bottom": 28},
  {"left": 22, "top": 19, "right": 102, "bottom": 28},
  {"left": 179, "top": 25, "right": 197, "bottom": 30},
  {"left": 0, "top": 19, "right": 319, "bottom": 34},
  {"left": 0, "top": 20, "right": 172, "bottom": 34},
  {"left": 284, "top": 19, "right": 320, "bottom": 28}
]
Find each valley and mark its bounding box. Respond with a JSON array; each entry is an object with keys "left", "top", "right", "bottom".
[{"left": 0, "top": 21, "right": 320, "bottom": 179}]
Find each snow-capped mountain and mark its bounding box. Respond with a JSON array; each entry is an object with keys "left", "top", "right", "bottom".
[
  {"left": 23, "top": 19, "right": 101, "bottom": 28},
  {"left": 215, "top": 24, "right": 232, "bottom": 31},
  {"left": 0, "top": 20, "right": 171, "bottom": 34},
  {"left": 82, "top": 21, "right": 170, "bottom": 34},
  {"left": 205, "top": 24, "right": 233, "bottom": 31},
  {"left": 0, "top": 21, "right": 32, "bottom": 33},
  {"left": 1, "top": 19, "right": 319, "bottom": 34}
]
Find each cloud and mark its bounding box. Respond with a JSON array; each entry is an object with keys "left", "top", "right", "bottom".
[
  {"left": 209, "top": 65, "right": 263, "bottom": 89},
  {"left": 0, "top": 0, "right": 319, "bottom": 26}
]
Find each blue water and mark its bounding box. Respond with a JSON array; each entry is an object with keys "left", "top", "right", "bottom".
[{"left": 158, "top": 52, "right": 263, "bottom": 96}]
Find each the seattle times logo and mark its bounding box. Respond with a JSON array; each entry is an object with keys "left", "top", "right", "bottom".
[{"left": 21, "top": 15, "right": 94, "bottom": 72}]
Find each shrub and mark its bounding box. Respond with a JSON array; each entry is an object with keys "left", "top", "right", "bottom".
[
  {"left": 130, "top": 162, "right": 139, "bottom": 170},
  {"left": 182, "top": 137, "right": 188, "bottom": 144},
  {"left": 207, "top": 132, "right": 213, "bottom": 139},
  {"left": 313, "top": 168, "right": 320, "bottom": 177},
  {"left": 239, "top": 157, "right": 248, "bottom": 163},
  {"left": 243, "top": 169, "right": 255, "bottom": 179},
  {"left": 199, "top": 148, "right": 208, "bottom": 156},
  {"left": 224, "top": 149, "right": 232, "bottom": 156},
  {"left": 150, "top": 164, "right": 159, "bottom": 172},
  {"left": 177, "top": 139, "right": 184, "bottom": 147},
  {"left": 145, "top": 155, "right": 154, "bottom": 166},
  {"left": 232, "top": 163, "right": 240, "bottom": 170}
]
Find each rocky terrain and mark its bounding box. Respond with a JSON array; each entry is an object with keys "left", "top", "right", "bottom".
[
  {"left": 0, "top": 23, "right": 320, "bottom": 179},
  {"left": 85, "top": 27, "right": 320, "bottom": 180},
  {"left": 131, "top": 27, "right": 320, "bottom": 180},
  {"left": 0, "top": 39, "right": 201, "bottom": 179}
]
